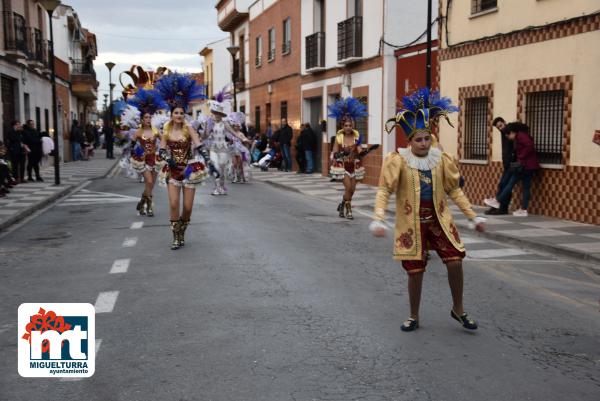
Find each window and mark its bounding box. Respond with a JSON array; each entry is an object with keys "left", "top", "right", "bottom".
[
  {"left": 280, "top": 101, "right": 288, "bottom": 121},
  {"left": 44, "top": 108, "right": 49, "bottom": 132},
  {"left": 238, "top": 34, "right": 245, "bottom": 82},
  {"left": 268, "top": 28, "right": 276, "bottom": 61},
  {"left": 35, "top": 107, "right": 41, "bottom": 132},
  {"left": 255, "top": 36, "right": 262, "bottom": 67},
  {"left": 255, "top": 106, "right": 261, "bottom": 133},
  {"left": 353, "top": 96, "right": 368, "bottom": 144},
  {"left": 347, "top": 0, "right": 362, "bottom": 17},
  {"left": 525, "top": 90, "right": 564, "bottom": 165},
  {"left": 471, "top": 0, "right": 497, "bottom": 14},
  {"left": 282, "top": 18, "right": 291, "bottom": 54},
  {"left": 463, "top": 97, "right": 488, "bottom": 160}
]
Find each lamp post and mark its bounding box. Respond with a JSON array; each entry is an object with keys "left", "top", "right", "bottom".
[
  {"left": 226, "top": 45, "right": 240, "bottom": 112},
  {"left": 105, "top": 62, "right": 115, "bottom": 127},
  {"left": 39, "top": 0, "right": 61, "bottom": 185},
  {"left": 103, "top": 93, "right": 108, "bottom": 111},
  {"left": 425, "top": 0, "right": 432, "bottom": 89}
]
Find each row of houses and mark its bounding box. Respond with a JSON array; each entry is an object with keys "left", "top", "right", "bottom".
[
  {"left": 202, "top": 0, "right": 599, "bottom": 224},
  {"left": 1, "top": 0, "right": 98, "bottom": 162}
]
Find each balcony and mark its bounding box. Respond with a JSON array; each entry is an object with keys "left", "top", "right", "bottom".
[
  {"left": 337, "top": 16, "right": 362, "bottom": 64},
  {"left": 3, "top": 11, "right": 29, "bottom": 58},
  {"left": 26, "top": 28, "right": 49, "bottom": 68},
  {"left": 216, "top": 0, "right": 249, "bottom": 31},
  {"left": 305, "top": 32, "right": 325, "bottom": 72},
  {"left": 71, "top": 60, "right": 98, "bottom": 100}
]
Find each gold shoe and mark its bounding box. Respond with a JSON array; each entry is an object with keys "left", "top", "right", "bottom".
[
  {"left": 170, "top": 220, "right": 181, "bottom": 250},
  {"left": 178, "top": 219, "right": 189, "bottom": 247},
  {"left": 146, "top": 196, "right": 154, "bottom": 217},
  {"left": 345, "top": 201, "right": 353, "bottom": 220}
]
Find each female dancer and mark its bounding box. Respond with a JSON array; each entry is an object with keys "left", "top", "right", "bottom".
[
  {"left": 227, "top": 112, "right": 252, "bottom": 183},
  {"left": 127, "top": 89, "right": 168, "bottom": 216},
  {"left": 155, "top": 73, "right": 215, "bottom": 249},
  {"left": 328, "top": 97, "right": 369, "bottom": 219}
]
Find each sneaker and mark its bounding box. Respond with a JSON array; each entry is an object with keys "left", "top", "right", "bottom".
[
  {"left": 211, "top": 188, "right": 220, "bottom": 196},
  {"left": 36, "top": 177, "right": 44, "bottom": 182},
  {"left": 219, "top": 186, "right": 228, "bottom": 195},
  {"left": 483, "top": 198, "right": 500, "bottom": 209},
  {"left": 512, "top": 209, "right": 528, "bottom": 217}
]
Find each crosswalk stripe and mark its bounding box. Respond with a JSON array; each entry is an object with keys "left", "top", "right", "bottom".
[
  {"left": 110, "top": 259, "right": 130, "bottom": 274},
  {"left": 122, "top": 237, "right": 137, "bottom": 247}
]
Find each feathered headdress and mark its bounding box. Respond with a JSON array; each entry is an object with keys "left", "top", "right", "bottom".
[
  {"left": 126, "top": 88, "right": 168, "bottom": 116},
  {"left": 327, "top": 97, "right": 368, "bottom": 123},
  {"left": 227, "top": 111, "right": 245, "bottom": 127},
  {"left": 154, "top": 72, "right": 207, "bottom": 112},
  {"left": 209, "top": 86, "right": 232, "bottom": 116},
  {"left": 384, "top": 87, "right": 459, "bottom": 138},
  {"left": 120, "top": 105, "right": 141, "bottom": 129}
]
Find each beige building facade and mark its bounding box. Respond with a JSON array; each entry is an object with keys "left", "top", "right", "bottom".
[{"left": 438, "top": 0, "right": 600, "bottom": 224}]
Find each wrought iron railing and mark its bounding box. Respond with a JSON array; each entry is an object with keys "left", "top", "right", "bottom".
[
  {"left": 525, "top": 90, "right": 564, "bottom": 165},
  {"left": 71, "top": 60, "right": 97, "bottom": 79},
  {"left": 306, "top": 32, "right": 325, "bottom": 70},
  {"left": 3, "top": 11, "right": 28, "bottom": 54},
  {"left": 471, "top": 0, "right": 497, "bottom": 14},
  {"left": 463, "top": 97, "right": 489, "bottom": 160},
  {"left": 337, "top": 16, "right": 362, "bottom": 61}
]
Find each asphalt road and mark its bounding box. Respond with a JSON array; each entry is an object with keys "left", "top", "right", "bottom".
[{"left": 1, "top": 173, "right": 599, "bottom": 401}]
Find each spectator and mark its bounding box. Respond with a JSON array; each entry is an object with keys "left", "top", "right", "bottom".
[
  {"left": 6, "top": 120, "right": 26, "bottom": 183},
  {"left": 484, "top": 117, "right": 513, "bottom": 215},
  {"left": 84, "top": 123, "right": 95, "bottom": 160},
  {"left": 279, "top": 118, "right": 293, "bottom": 171},
  {"left": 41, "top": 131, "right": 54, "bottom": 167},
  {"left": 485, "top": 122, "right": 540, "bottom": 217},
  {"left": 295, "top": 124, "right": 306, "bottom": 173},
  {"left": 245, "top": 123, "right": 256, "bottom": 140},
  {"left": 300, "top": 122, "right": 317, "bottom": 174},
  {"left": 105, "top": 117, "right": 115, "bottom": 159},
  {"left": 70, "top": 120, "right": 83, "bottom": 161},
  {"left": 22, "top": 120, "right": 43, "bottom": 181},
  {"left": 0, "top": 140, "right": 13, "bottom": 196}
]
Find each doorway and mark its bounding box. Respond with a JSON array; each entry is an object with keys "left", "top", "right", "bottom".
[
  {"left": 307, "top": 97, "right": 323, "bottom": 173},
  {"left": 1, "top": 75, "right": 18, "bottom": 140}
]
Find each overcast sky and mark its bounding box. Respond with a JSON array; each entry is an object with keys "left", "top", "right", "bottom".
[{"left": 62, "top": 0, "right": 226, "bottom": 107}]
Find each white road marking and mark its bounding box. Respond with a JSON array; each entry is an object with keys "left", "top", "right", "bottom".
[
  {"left": 110, "top": 259, "right": 130, "bottom": 274},
  {"left": 466, "top": 248, "right": 529, "bottom": 259},
  {"left": 94, "top": 291, "right": 119, "bottom": 313},
  {"left": 122, "top": 237, "right": 138, "bottom": 247},
  {"left": 130, "top": 221, "right": 144, "bottom": 229}
]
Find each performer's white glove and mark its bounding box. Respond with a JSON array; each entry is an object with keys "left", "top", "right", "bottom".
[
  {"left": 468, "top": 216, "right": 486, "bottom": 232},
  {"left": 369, "top": 220, "right": 389, "bottom": 237}
]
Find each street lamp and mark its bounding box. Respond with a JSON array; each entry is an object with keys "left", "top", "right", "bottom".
[
  {"left": 227, "top": 45, "right": 240, "bottom": 112},
  {"left": 425, "top": 0, "right": 432, "bottom": 89},
  {"left": 103, "top": 93, "right": 108, "bottom": 111},
  {"left": 105, "top": 62, "right": 115, "bottom": 128},
  {"left": 39, "top": 0, "right": 61, "bottom": 185}
]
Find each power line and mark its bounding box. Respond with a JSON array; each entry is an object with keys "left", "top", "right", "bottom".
[{"left": 94, "top": 31, "right": 225, "bottom": 42}]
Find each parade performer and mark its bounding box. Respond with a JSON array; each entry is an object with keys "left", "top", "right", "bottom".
[
  {"left": 155, "top": 73, "right": 216, "bottom": 250},
  {"left": 201, "top": 89, "right": 236, "bottom": 195},
  {"left": 227, "top": 111, "right": 252, "bottom": 183},
  {"left": 118, "top": 104, "right": 141, "bottom": 180},
  {"left": 371, "top": 88, "right": 485, "bottom": 332},
  {"left": 328, "top": 97, "right": 369, "bottom": 219},
  {"left": 127, "top": 88, "right": 168, "bottom": 216}
]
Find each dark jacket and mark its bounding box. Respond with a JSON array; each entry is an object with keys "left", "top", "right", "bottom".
[
  {"left": 500, "top": 127, "right": 514, "bottom": 168},
  {"left": 299, "top": 127, "right": 317, "bottom": 151},
  {"left": 279, "top": 124, "right": 293, "bottom": 146},
  {"left": 23, "top": 126, "right": 42, "bottom": 154},
  {"left": 6, "top": 127, "right": 24, "bottom": 156},
  {"left": 70, "top": 125, "right": 83, "bottom": 144},
  {"left": 514, "top": 131, "right": 540, "bottom": 170}
]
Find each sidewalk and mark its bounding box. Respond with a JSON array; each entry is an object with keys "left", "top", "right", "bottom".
[
  {"left": 253, "top": 168, "right": 600, "bottom": 265},
  {"left": 0, "top": 149, "right": 119, "bottom": 231}
]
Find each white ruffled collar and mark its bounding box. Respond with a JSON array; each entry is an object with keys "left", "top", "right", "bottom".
[{"left": 398, "top": 147, "right": 442, "bottom": 171}]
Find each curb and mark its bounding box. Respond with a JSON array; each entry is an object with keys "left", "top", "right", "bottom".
[
  {"left": 0, "top": 159, "right": 120, "bottom": 233},
  {"left": 257, "top": 177, "right": 600, "bottom": 268}
]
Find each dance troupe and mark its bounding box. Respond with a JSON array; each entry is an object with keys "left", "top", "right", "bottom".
[
  {"left": 120, "top": 71, "right": 485, "bottom": 331},
  {"left": 119, "top": 73, "right": 251, "bottom": 250}
]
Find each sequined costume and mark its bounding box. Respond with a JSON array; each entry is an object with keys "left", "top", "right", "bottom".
[
  {"left": 159, "top": 124, "right": 208, "bottom": 189},
  {"left": 329, "top": 130, "right": 365, "bottom": 181},
  {"left": 131, "top": 128, "right": 160, "bottom": 173}
]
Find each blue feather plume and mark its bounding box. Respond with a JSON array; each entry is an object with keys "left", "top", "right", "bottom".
[
  {"left": 400, "top": 88, "right": 459, "bottom": 117},
  {"left": 155, "top": 73, "right": 207, "bottom": 111},
  {"left": 213, "top": 86, "right": 232, "bottom": 103},
  {"left": 112, "top": 100, "right": 127, "bottom": 116},
  {"left": 134, "top": 143, "right": 144, "bottom": 157},
  {"left": 127, "top": 89, "right": 168, "bottom": 115},
  {"left": 327, "top": 97, "right": 368, "bottom": 121}
]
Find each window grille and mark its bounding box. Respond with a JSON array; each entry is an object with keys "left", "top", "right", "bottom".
[
  {"left": 525, "top": 90, "right": 564, "bottom": 165},
  {"left": 463, "top": 97, "right": 488, "bottom": 160}
]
